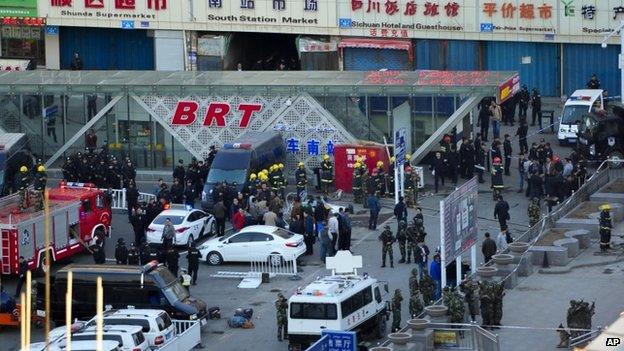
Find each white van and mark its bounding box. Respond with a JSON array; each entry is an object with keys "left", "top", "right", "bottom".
[{"left": 558, "top": 89, "right": 604, "bottom": 145}]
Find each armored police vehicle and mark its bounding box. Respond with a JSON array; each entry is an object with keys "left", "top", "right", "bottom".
[
  {"left": 287, "top": 251, "right": 389, "bottom": 350},
  {"left": 577, "top": 105, "right": 624, "bottom": 168}
]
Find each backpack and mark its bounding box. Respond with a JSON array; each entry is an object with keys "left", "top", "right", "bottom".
[{"left": 228, "top": 316, "right": 247, "bottom": 328}]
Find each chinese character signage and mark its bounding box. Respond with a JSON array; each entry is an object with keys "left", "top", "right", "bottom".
[
  {"left": 44, "top": 0, "right": 166, "bottom": 22},
  {"left": 1, "top": 0, "right": 38, "bottom": 17}
]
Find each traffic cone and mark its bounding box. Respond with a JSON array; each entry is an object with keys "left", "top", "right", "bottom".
[{"left": 542, "top": 252, "right": 549, "bottom": 268}]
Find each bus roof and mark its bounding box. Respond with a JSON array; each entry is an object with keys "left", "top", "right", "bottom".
[
  {"left": 289, "top": 274, "right": 377, "bottom": 303},
  {"left": 566, "top": 89, "right": 603, "bottom": 107}
]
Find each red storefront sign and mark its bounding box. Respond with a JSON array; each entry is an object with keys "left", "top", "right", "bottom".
[
  {"left": 170, "top": 101, "right": 263, "bottom": 128},
  {"left": 498, "top": 73, "right": 520, "bottom": 103},
  {"left": 333, "top": 144, "right": 390, "bottom": 193}
]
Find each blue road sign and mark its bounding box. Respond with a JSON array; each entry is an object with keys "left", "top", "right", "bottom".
[
  {"left": 322, "top": 330, "right": 357, "bottom": 351},
  {"left": 338, "top": 18, "right": 352, "bottom": 28},
  {"left": 306, "top": 335, "right": 329, "bottom": 351},
  {"left": 394, "top": 128, "right": 406, "bottom": 165},
  {"left": 45, "top": 26, "right": 59, "bottom": 35}
]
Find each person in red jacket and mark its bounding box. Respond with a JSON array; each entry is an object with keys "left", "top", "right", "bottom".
[{"left": 233, "top": 208, "right": 247, "bottom": 232}]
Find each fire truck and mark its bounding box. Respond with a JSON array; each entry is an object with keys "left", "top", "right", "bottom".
[{"left": 0, "top": 182, "right": 112, "bottom": 275}]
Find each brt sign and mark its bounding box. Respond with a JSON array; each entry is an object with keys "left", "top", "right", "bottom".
[{"left": 170, "top": 101, "right": 263, "bottom": 128}]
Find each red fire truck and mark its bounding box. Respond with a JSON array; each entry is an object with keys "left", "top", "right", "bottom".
[{"left": 0, "top": 182, "right": 112, "bottom": 275}]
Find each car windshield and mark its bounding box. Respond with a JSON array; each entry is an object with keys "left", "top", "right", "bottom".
[
  {"left": 272, "top": 228, "right": 294, "bottom": 239},
  {"left": 580, "top": 115, "right": 597, "bottom": 135},
  {"left": 157, "top": 267, "right": 190, "bottom": 302},
  {"left": 153, "top": 215, "right": 185, "bottom": 225},
  {"left": 207, "top": 169, "right": 247, "bottom": 185},
  {"left": 562, "top": 105, "right": 589, "bottom": 124}
]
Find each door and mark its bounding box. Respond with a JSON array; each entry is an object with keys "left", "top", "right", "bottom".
[
  {"left": 221, "top": 232, "right": 254, "bottom": 261},
  {"left": 251, "top": 233, "right": 275, "bottom": 260}
]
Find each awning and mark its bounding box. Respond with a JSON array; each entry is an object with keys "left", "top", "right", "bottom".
[{"left": 338, "top": 38, "right": 414, "bottom": 61}]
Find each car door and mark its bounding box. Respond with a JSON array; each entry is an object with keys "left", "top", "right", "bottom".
[
  {"left": 251, "top": 233, "right": 276, "bottom": 260},
  {"left": 186, "top": 211, "right": 203, "bottom": 238},
  {"left": 221, "top": 232, "right": 254, "bottom": 261}
]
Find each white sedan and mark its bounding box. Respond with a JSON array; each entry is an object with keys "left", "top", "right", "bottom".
[
  {"left": 146, "top": 205, "right": 215, "bottom": 247},
  {"left": 198, "top": 225, "right": 305, "bottom": 266}
]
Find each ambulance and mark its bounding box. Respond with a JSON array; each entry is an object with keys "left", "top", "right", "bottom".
[{"left": 558, "top": 89, "right": 604, "bottom": 146}]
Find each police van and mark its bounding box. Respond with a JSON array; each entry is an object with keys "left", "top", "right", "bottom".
[
  {"left": 287, "top": 251, "right": 389, "bottom": 350},
  {"left": 558, "top": 89, "right": 604, "bottom": 146}
]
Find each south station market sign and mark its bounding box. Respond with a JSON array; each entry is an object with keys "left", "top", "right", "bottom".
[{"left": 38, "top": 0, "right": 624, "bottom": 43}]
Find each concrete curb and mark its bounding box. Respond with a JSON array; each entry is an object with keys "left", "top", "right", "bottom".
[{"left": 538, "top": 254, "right": 624, "bottom": 274}]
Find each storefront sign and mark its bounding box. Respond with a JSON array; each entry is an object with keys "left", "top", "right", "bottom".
[
  {"left": 1, "top": 17, "right": 45, "bottom": 26},
  {"left": 0, "top": 0, "right": 38, "bottom": 17},
  {"left": 44, "top": 0, "right": 166, "bottom": 22},
  {"left": 0, "top": 59, "right": 31, "bottom": 70},
  {"left": 298, "top": 37, "right": 338, "bottom": 52},
  {"left": 1, "top": 26, "right": 42, "bottom": 39},
  {"left": 498, "top": 73, "right": 520, "bottom": 103}
]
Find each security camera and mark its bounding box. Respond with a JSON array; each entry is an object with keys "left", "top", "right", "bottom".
[{"left": 601, "top": 42, "right": 608, "bottom": 49}]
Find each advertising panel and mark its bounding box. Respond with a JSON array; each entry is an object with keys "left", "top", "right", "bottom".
[
  {"left": 0, "top": 0, "right": 38, "bottom": 17},
  {"left": 440, "top": 177, "right": 478, "bottom": 265}
]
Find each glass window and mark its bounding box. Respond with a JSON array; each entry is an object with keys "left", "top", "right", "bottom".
[
  {"left": 132, "top": 331, "right": 145, "bottom": 346},
  {"left": 290, "top": 303, "right": 337, "bottom": 320},
  {"left": 82, "top": 199, "right": 92, "bottom": 212},
  {"left": 153, "top": 215, "right": 185, "bottom": 225},
  {"left": 157, "top": 312, "right": 172, "bottom": 331},
  {"left": 561, "top": 105, "right": 589, "bottom": 124},
  {"left": 374, "top": 287, "right": 382, "bottom": 303},
  {"left": 229, "top": 233, "right": 253, "bottom": 243},
  {"left": 252, "top": 233, "right": 273, "bottom": 242},
  {"left": 272, "top": 228, "right": 294, "bottom": 239}
]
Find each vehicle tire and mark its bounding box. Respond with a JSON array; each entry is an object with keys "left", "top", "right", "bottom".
[
  {"left": 607, "top": 150, "right": 624, "bottom": 169},
  {"left": 375, "top": 314, "right": 387, "bottom": 339},
  {"left": 268, "top": 253, "right": 283, "bottom": 267},
  {"left": 207, "top": 251, "right": 223, "bottom": 265}
]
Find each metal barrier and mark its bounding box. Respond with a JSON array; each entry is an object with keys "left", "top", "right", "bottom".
[
  {"left": 383, "top": 322, "right": 499, "bottom": 351},
  {"left": 157, "top": 319, "right": 202, "bottom": 351},
  {"left": 249, "top": 253, "right": 299, "bottom": 277},
  {"left": 570, "top": 329, "right": 602, "bottom": 348},
  {"left": 99, "top": 188, "right": 157, "bottom": 210}
]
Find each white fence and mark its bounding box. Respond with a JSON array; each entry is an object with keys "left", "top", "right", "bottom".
[
  {"left": 102, "top": 188, "right": 157, "bottom": 210},
  {"left": 250, "top": 254, "right": 299, "bottom": 277},
  {"left": 156, "top": 319, "right": 202, "bottom": 351}
]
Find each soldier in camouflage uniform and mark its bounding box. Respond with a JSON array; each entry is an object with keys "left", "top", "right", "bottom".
[
  {"left": 396, "top": 221, "right": 407, "bottom": 263},
  {"left": 404, "top": 167, "right": 415, "bottom": 208},
  {"left": 566, "top": 299, "right": 595, "bottom": 339},
  {"left": 479, "top": 281, "right": 494, "bottom": 328},
  {"left": 459, "top": 277, "right": 480, "bottom": 322},
  {"left": 352, "top": 162, "right": 363, "bottom": 204},
  {"left": 406, "top": 223, "right": 418, "bottom": 264},
  {"left": 443, "top": 287, "right": 466, "bottom": 323},
  {"left": 378, "top": 225, "right": 395, "bottom": 268},
  {"left": 409, "top": 268, "right": 419, "bottom": 295},
  {"left": 391, "top": 289, "right": 403, "bottom": 332},
  {"left": 490, "top": 282, "right": 505, "bottom": 327},
  {"left": 420, "top": 271, "right": 436, "bottom": 305},
  {"left": 361, "top": 165, "right": 370, "bottom": 209},
  {"left": 275, "top": 293, "right": 288, "bottom": 341},
  {"left": 409, "top": 290, "right": 424, "bottom": 318},
  {"left": 527, "top": 197, "right": 541, "bottom": 227}
]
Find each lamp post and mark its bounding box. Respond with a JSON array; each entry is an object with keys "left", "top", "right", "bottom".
[{"left": 601, "top": 20, "right": 624, "bottom": 105}]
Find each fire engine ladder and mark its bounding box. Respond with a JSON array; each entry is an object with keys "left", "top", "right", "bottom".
[{"left": 1, "top": 230, "right": 11, "bottom": 274}]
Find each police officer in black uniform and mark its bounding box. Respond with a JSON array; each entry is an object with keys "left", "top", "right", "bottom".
[
  {"left": 187, "top": 242, "right": 201, "bottom": 285},
  {"left": 128, "top": 242, "right": 140, "bottom": 265},
  {"left": 171, "top": 178, "right": 184, "bottom": 204},
  {"left": 115, "top": 238, "right": 128, "bottom": 265},
  {"left": 166, "top": 247, "right": 180, "bottom": 276},
  {"left": 173, "top": 159, "right": 185, "bottom": 184},
  {"left": 90, "top": 239, "right": 106, "bottom": 264}
]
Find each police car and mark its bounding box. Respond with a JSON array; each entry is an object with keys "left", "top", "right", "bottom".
[
  {"left": 558, "top": 89, "right": 603, "bottom": 146},
  {"left": 146, "top": 204, "right": 215, "bottom": 246},
  {"left": 287, "top": 251, "right": 389, "bottom": 350}
]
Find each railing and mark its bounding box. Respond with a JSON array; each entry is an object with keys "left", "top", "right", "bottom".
[
  {"left": 249, "top": 253, "right": 299, "bottom": 277},
  {"left": 569, "top": 329, "right": 602, "bottom": 348},
  {"left": 156, "top": 319, "right": 202, "bottom": 351},
  {"left": 384, "top": 322, "right": 500, "bottom": 351},
  {"left": 99, "top": 188, "right": 157, "bottom": 210}
]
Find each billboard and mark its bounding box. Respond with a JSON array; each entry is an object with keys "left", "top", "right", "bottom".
[
  {"left": 0, "top": 0, "right": 37, "bottom": 17},
  {"left": 440, "top": 177, "right": 478, "bottom": 264}
]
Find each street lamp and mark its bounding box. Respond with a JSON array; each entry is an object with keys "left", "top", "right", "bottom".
[{"left": 601, "top": 20, "right": 624, "bottom": 104}]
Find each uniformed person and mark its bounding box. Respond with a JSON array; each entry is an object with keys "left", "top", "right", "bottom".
[
  {"left": 352, "top": 162, "right": 363, "bottom": 204},
  {"left": 404, "top": 167, "right": 415, "bottom": 208},
  {"left": 397, "top": 220, "right": 407, "bottom": 263},
  {"left": 277, "top": 163, "right": 286, "bottom": 198},
  {"left": 147, "top": 244, "right": 160, "bottom": 263},
  {"left": 409, "top": 268, "right": 420, "bottom": 295},
  {"left": 374, "top": 161, "right": 386, "bottom": 196},
  {"left": 275, "top": 293, "right": 288, "bottom": 341},
  {"left": 16, "top": 166, "right": 31, "bottom": 211},
  {"left": 127, "top": 242, "right": 140, "bottom": 265},
  {"left": 166, "top": 247, "right": 180, "bottom": 275},
  {"left": 179, "top": 268, "right": 192, "bottom": 293},
  {"left": 387, "top": 156, "right": 396, "bottom": 198},
  {"left": 187, "top": 242, "right": 201, "bottom": 285},
  {"left": 320, "top": 154, "right": 334, "bottom": 195},
  {"left": 391, "top": 289, "right": 403, "bottom": 332},
  {"left": 90, "top": 239, "right": 106, "bottom": 264},
  {"left": 491, "top": 157, "right": 504, "bottom": 201},
  {"left": 527, "top": 197, "right": 541, "bottom": 227},
  {"left": 295, "top": 162, "right": 307, "bottom": 198},
  {"left": 409, "top": 290, "right": 424, "bottom": 319},
  {"left": 246, "top": 173, "right": 258, "bottom": 197},
  {"left": 360, "top": 163, "right": 370, "bottom": 208},
  {"left": 378, "top": 225, "right": 395, "bottom": 268},
  {"left": 599, "top": 204, "right": 612, "bottom": 252},
  {"left": 406, "top": 223, "right": 418, "bottom": 264},
  {"left": 114, "top": 238, "right": 128, "bottom": 264},
  {"left": 33, "top": 165, "right": 47, "bottom": 211},
  {"left": 62, "top": 157, "right": 75, "bottom": 182}
]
